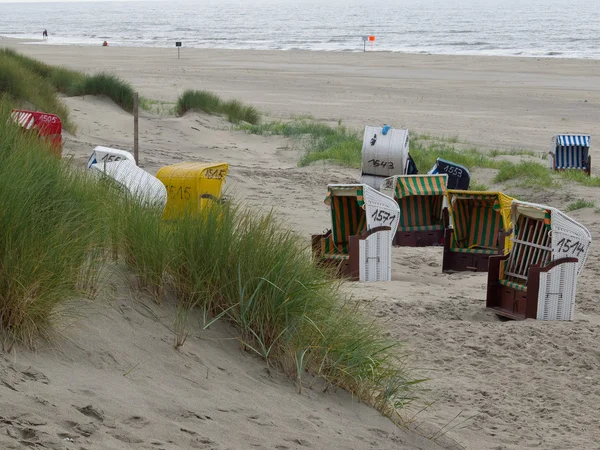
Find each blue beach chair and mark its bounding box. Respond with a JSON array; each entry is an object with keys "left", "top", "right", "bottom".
[{"left": 548, "top": 134, "right": 591, "bottom": 176}]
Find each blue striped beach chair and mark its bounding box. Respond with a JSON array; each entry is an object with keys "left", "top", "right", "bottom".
[{"left": 548, "top": 134, "right": 591, "bottom": 176}]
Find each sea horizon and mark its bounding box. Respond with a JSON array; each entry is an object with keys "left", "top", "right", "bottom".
[{"left": 1, "top": 0, "right": 599, "bottom": 60}]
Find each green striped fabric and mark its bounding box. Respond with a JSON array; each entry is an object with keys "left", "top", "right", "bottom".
[
  {"left": 499, "top": 279, "right": 527, "bottom": 292},
  {"left": 322, "top": 195, "right": 367, "bottom": 255},
  {"left": 395, "top": 175, "right": 445, "bottom": 231},
  {"left": 398, "top": 224, "right": 444, "bottom": 232},
  {"left": 452, "top": 198, "right": 501, "bottom": 250}
]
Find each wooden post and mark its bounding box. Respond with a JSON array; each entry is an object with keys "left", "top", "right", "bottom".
[{"left": 133, "top": 92, "right": 139, "bottom": 165}]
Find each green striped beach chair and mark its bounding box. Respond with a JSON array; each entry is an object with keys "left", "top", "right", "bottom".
[
  {"left": 312, "top": 184, "right": 400, "bottom": 281},
  {"left": 390, "top": 174, "right": 448, "bottom": 247},
  {"left": 487, "top": 200, "right": 591, "bottom": 321},
  {"left": 442, "top": 190, "right": 514, "bottom": 272}
]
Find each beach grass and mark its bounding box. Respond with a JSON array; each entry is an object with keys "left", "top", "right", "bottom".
[
  {"left": 70, "top": 73, "right": 136, "bottom": 112},
  {"left": 0, "top": 51, "right": 75, "bottom": 131},
  {"left": 493, "top": 160, "right": 556, "bottom": 189},
  {"left": 566, "top": 199, "right": 596, "bottom": 212},
  {"left": 0, "top": 102, "right": 109, "bottom": 344},
  {"left": 176, "top": 89, "right": 261, "bottom": 124},
  {"left": 0, "top": 49, "right": 137, "bottom": 114}
]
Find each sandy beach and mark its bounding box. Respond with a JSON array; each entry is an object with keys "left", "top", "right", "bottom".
[{"left": 2, "top": 38, "right": 600, "bottom": 450}]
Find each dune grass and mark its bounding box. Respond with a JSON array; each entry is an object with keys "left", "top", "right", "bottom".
[
  {"left": 0, "top": 51, "right": 74, "bottom": 131},
  {"left": 0, "top": 48, "right": 137, "bottom": 114},
  {"left": 566, "top": 199, "right": 596, "bottom": 212},
  {"left": 0, "top": 102, "right": 110, "bottom": 344},
  {"left": 493, "top": 160, "right": 556, "bottom": 189},
  {"left": 176, "top": 89, "right": 261, "bottom": 124},
  {"left": 559, "top": 169, "right": 600, "bottom": 187},
  {"left": 119, "top": 201, "right": 417, "bottom": 419}
]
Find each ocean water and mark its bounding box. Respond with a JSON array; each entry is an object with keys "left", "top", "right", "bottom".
[{"left": 1, "top": 0, "right": 599, "bottom": 59}]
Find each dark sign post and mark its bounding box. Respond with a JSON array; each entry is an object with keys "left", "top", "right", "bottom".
[
  {"left": 176, "top": 41, "right": 182, "bottom": 59},
  {"left": 362, "top": 35, "right": 368, "bottom": 52}
]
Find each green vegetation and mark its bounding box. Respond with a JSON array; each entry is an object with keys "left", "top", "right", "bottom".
[
  {"left": 469, "top": 182, "right": 490, "bottom": 191},
  {"left": 0, "top": 50, "right": 74, "bottom": 131},
  {"left": 0, "top": 101, "right": 109, "bottom": 343},
  {"left": 71, "top": 73, "right": 136, "bottom": 112},
  {"left": 176, "top": 89, "right": 261, "bottom": 124},
  {"left": 0, "top": 98, "right": 415, "bottom": 421},
  {"left": 0, "top": 48, "right": 137, "bottom": 116},
  {"left": 493, "top": 160, "right": 556, "bottom": 189},
  {"left": 559, "top": 169, "right": 600, "bottom": 187},
  {"left": 566, "top": 199, "right": 596, "bottom": 212}
]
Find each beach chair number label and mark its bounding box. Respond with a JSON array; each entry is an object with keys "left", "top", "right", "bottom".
[
  {"left": 168, "top": 185, "right": 192, "bottom": 199},
  {"left": 371, "top": 209, "right": 396, "bottom": 225},
  {"left": 101, "top": 154, "right": 126, "bottom": 162},
  {"left": 38, "top": 114, "right": 61, "bottom": 124},
  {"left": 443, "top": 166, "right": 464, "bottom": 178},
  {"left": 556, "top": 238, "right": 586, "bottom": 257},
  {"left": 204, "top": 168, "right": 227, "bottom": 179},
  {"left": 368, "top": 159, "right": 394, "bottom": 169}
]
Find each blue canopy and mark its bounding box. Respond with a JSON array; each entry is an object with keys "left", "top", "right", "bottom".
[{"left": 556, "top": 135, "right": 591, "bottom": 147}]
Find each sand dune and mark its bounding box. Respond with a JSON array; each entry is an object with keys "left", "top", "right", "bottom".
[{"left": 2, "top": 39, "right": 600, "bottom": 449}]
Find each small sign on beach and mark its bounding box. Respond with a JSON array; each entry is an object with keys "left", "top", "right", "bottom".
[
  {"left": 176, "top": 41, "right": 182, "bottom": 59},
  {"left": 361, "top": 35, "right": 375, "bottom": 52}
]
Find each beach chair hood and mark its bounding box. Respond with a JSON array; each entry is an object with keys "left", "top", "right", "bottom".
[
  {"left": 360, "top": 125, "right": 410, "bottom": 189},
  {"left": 324, "top": 184, "right": 400, "bottom": 235},
  {"left": 91, "top": 160, "right": 167, "bottom": 209}
]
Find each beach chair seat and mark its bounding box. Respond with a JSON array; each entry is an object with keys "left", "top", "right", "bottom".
[
  {"left": 443, "top": 190, "right": 513, "bottom": 272},
  {"left": 548, "top": 134, "right": 591, "bottom": 175},
  {"left": 10, "top": 109, "right": 62, "bottom": 157},
  {"left": 487, "top": 201, "right": 591, "bottom": 320},
  {"left": 386, "top": 174, "right": 448, "bottom": 247},
  {"left": 312, "top": 184, "right": 399, "bottom": 282}
]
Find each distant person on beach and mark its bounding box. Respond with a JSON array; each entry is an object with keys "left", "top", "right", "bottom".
[{"left": 42, "top": 29, "right": 48, "bottom": 40}]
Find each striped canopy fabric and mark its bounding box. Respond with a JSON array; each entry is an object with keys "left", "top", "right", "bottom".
[
  {"left": 554, "top": 135, "right": 591, "bottom": 170},
  {"left": 395, "top": 174, "right": 446, "bottom": 199},
  {"left": 447, "top": 191, "right": 513, "bottom": 253},
  {"left": 395, "top": 175, "right": 446, "bottom": 230},
  {"left": 557, "top": 135, "right": 590, "bottom": 147},
  {"left": 324, "top": 186, "right": 365, "bottom": 207},
  {"left": 322, "top": 189, "right": 367, "bottom": 255}
]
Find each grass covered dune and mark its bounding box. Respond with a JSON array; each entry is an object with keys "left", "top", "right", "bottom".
[{"left": 0, "top": 98, "right": 417, "bottom": 421}]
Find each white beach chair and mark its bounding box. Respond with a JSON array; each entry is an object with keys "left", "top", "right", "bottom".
[
  {"left": 87, "top": 146, "right": 136, "bottom": 169},
  {"left": 90, "top": 160, "right": 167, "bottom": 209},
  {"left": 311, "top": 184, "right": 400, "bottom": 282},
  {"left": 487, "top": 200, "right": 592, "bottom": 321},
  {"left": 360, "top": 125, "right": 412, "bottom": 190}
]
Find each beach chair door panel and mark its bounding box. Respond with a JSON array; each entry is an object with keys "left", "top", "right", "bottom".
[
  {"left": 359, "top": 230, "right": 392, "bottom": 282},
  {"left": 537, "top": 262, "right": 577, "bottom": 321}
]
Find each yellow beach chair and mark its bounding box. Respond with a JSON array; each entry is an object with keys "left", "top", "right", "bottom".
[{"left": 156, "top": 162, "right": 228, "bottom": 219}]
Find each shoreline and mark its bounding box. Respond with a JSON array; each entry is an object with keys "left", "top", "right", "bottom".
[{"left": 1, "top": 36, "right": 599, "bottom": 62}]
